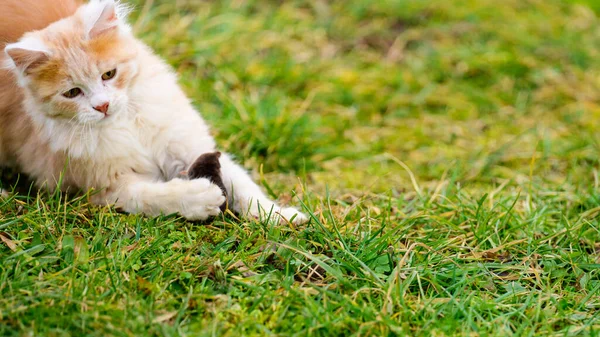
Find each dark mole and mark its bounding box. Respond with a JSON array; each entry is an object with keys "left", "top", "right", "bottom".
[{"left": 187, "top": 152, "right": 227, "bottom": 212}]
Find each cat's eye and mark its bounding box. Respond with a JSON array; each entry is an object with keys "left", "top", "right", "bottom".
[
  {"left": 102, "top": 69, "right": 117, "bottom": 81},
  {"left": 63, "top": 87, "right": 82, "bottom": 99}
]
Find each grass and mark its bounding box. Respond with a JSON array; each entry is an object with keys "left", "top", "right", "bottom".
[{"left": 2, "top": 0, "right": 600, "bottom": 335}]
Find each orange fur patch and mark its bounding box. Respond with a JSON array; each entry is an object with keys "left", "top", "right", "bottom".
[
  {"left": 30, "top": 59, "right": 68, "bottom": 84},
  {"left": 88, "top": 32, "right": 118, "bottom": 59},
  {"left": 0, "top": 0, "right": 81, "bottom": 47},
  {"left": 87, "top": 30, "right": 137, "bottom": 63},
  {"left": 54, "top": 100, "right": 79, "bottom": 117},
  {"left": 114, "top": 67, "right": 130, "bottom": 89}
]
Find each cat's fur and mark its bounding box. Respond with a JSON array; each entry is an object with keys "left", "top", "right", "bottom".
[{"left": 0, "top": 0, "right": 307, "bottom": 224}]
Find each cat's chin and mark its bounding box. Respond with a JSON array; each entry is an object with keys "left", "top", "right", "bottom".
[
  {"left": 77, "top": 112, "right": 118, "bottom": 126},
  {"left": 94, "top": 114, "right": 114, "bottom": 124}
]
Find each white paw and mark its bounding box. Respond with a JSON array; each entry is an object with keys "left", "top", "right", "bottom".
[
  {"left": 178, "top": 179, "right": 226, "bottom": 221},
  {"left": 277, "top": 207, "right": 309, "bottom": 225},
  {"left": 248, "top": 203, "right": 309, "bottom": 225},
  {"left": 0, "top": 189, "right": 8, "bottom": 198}
]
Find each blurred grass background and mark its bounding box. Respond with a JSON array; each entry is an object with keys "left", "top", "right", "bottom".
[
  {"left": 132, "top": 0, "right": 600, "bottom": 192},
  {"left": 1, "top": 0, "right": 600, "bottom": 336}
]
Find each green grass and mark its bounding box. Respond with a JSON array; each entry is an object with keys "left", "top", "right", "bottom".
[{"left": 2, "top": 0, "right": 600, "bottom": 335}]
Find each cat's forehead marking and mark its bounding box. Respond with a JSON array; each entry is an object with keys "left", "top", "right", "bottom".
[
  {"left": 32, "top": 34, "right": 114, "bottom": 86},
  {"left": 87, "top": 31, "right": 119, "bottom": 59},
  {"left": 31, "top": 47, "right": 95, "bottom": 87}
]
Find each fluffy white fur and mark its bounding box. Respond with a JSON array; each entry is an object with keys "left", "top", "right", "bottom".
[{"left": 1, "top": 0, "right": 308, "bottom": 224}]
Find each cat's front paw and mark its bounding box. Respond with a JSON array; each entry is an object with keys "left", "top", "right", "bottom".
[{"left": 179, "top": 179, "right": 226, "bottom": 221}]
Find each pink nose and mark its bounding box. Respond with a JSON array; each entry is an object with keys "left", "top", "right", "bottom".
[{"left": 94, "top": 102, "right": 110, "bottom": 114}]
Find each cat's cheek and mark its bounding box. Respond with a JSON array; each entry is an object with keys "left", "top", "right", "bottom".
[
  {"left": 114, "top": 70, "right": 130, "bottom": 89},
  {"left": 37, "top": 99, "right": 77, "bottom": 119},
  {"left": 114, "top": 93, "right": 129, "bottom": 112},
  {"left": 54, "top": 100, "right": 80, "bottom": 117}
]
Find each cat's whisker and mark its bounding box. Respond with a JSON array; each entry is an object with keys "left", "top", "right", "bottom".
[
  {"left": 66, "top": 117, "right": 82, "bottom": 150},
  {"left": 83, "top": 122, "right": 92, "bottom": 153}
]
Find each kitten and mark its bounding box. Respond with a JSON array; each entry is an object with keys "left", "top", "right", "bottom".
[{"left": 0, "top": 0, "right": 307, "bottom": 224}]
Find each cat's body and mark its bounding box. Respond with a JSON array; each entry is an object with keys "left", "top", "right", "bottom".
[{"left": 0, "top": 0, "right": 307, "bottom": 224}]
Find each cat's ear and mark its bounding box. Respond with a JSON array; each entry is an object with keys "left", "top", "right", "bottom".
[
  {"left": 85, "top": 0, "right": 121, "bottom": 39},
  {"left": 4, "top": 37, "right": 50, "bottom": 74}
]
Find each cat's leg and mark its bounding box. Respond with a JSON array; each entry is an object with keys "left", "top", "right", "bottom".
[
  {"left": 219, "top": 154, "right": 308, "bottom": 225},
  {"left": 98, "top": 175, "right": 225, "bottom": 221},
  {"left": 161, "top": 120, "right": 307, "bottom": 224}
]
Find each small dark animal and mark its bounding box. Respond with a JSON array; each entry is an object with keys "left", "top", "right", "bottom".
[{"left": 186, "top": 152, "right": 228, "bottom": 212}]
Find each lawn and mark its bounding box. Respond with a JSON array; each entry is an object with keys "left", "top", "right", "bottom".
[{"left": 2, "top": 0, "right": 600, "bottom": 336}]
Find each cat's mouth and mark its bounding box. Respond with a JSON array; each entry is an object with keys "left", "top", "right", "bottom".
[{"left": 74, "top": 112, "right": 114, "bottom": 125}]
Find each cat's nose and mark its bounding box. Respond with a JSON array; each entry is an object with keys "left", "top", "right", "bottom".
[{"left": 93, "top": 102, "right": 110, "bottom": 114}]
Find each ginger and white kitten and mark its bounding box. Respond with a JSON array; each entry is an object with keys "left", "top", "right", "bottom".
[{"left": 0, "top": 0, "right": 307, "bottom": 224}]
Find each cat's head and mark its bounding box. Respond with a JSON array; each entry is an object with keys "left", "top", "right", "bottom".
[{"left": 4, "top": 0, "right": 138, "bottom": 125}]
